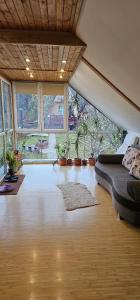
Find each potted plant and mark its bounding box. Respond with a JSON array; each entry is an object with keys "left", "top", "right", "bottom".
[
  {"left": 14, "top": 150, "right": 23, "bottom": 171},
  {"left": 6, "top": 151, "right": 18, "bottom": 176},
  {"left": 67, "top": 157, "right": 73, "bottom": 166},
  {"left": 80, "top": 121, "right": 88, "bottom": 166},
  {"left": 74, "top": 128, "right": 82, "bottom": 166},
  {"left": 88, "top": 152, "right": 95, "bottom": 166},
  {"left": 55, "top": 143, "right": 67, "bottom": 166},
  {"left": 65, "top": 138, "right": 72, "bottom": 166}
]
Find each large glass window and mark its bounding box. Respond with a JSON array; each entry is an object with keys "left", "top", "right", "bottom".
[
  {"left": 0, "top": 79, "right": 13, "bottom": 177},
  {"left": 0, "top": 135, "right": 5, "bottom": 177},
  {"left": 67, "top": 86, "right": 124, "bottom": 158},
  {"left": 42, "top": 84, "right": 65, "bottom": 130},
  {"left": 15, "top": 82, "right": 38, "bottom": 130},
  {"left": 14, "top": 83, "right": 125, "bottom": 161},
  {"left": 15, "top": 83, "right": 66, "bottom": 131},
  {"left": 2, "top": 81, "right": 12, "bottom": 129},
  {"left": 0, "top": 85, "right": 3, "bottom": 132}
]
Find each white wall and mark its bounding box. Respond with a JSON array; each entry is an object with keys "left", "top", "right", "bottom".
[
  {"left": 77, "top": 0, "right": 140, "bottom": 108},
  {"left": 70, "top": 0, "right": 140, "bottom": 134},
  {"left": 70, "top": 61, "right": 140, "bottom": 132}
]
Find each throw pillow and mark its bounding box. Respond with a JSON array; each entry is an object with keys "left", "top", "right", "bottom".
[
  {"left": 129, "top": 153, "right": 140, "bottom": 179},
  {"left": 122, "top": 147, "right": 140, "bottom": 170}
]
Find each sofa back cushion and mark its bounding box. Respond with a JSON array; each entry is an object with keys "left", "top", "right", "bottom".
[
  {"left": 117, "top": 133, "right": 140, "bottom": 154},
  {"left": 122, "top": 147, "right": 140, "bottom": 170},
  {"left": 129, "top": 153, "right": 140, "bottom": 179}
]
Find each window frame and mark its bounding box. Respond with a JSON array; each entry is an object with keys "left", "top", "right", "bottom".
[
  {"left": 0, "top": 77, "right": 13, "bottom": 178},
  {"left": 13, "top": 82, "right": 68, "bottom": 133},
  {"left": 13, "top": 82, "right": 41, "bottom": 132},
  {"left": 41, "top": 83, "right": 68, "bottom": 133}
]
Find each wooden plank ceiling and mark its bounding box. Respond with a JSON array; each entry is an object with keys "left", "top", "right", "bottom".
[{"left": 0, "top": 0, "right": 85, "bottom": 82}]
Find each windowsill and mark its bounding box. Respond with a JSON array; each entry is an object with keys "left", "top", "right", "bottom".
[{"left": 23, "top": 159, "right": 57, "bottom": 164}]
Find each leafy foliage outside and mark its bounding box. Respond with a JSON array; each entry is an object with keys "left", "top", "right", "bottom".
[
  {"left": 67, "top": 87, "right": 125, "bottom": 159},
  {"left": 16, "top": 86, "right": 125, "bottom": 160},
  {"left": 16, "top": 93, "right": 38, "bottom": 129}
]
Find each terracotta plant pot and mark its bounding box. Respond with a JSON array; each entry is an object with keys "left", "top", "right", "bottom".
[
  {"left": 58, "top": 158, "right": 67, "bottom": 166},
  {"left": 67, "top": 159, "right": 73, "bottom": 166},
  {"left": 88, "top": 157, "right": 95, "bottom": 166},
  {"left": 82, "top": 159, "right": 87, "bottom": 166},
  {"left": 74, "top": 158, "right": 82, "bottom": 166}
]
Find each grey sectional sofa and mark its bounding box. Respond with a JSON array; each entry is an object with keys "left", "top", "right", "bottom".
[{"left": 95, "top": 154, "right": 140, "bottom": 226}]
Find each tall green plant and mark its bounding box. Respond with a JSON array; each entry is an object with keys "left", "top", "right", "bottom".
[
  {"left": 80, "top": 121, "right": 88, "bottom": 159},
  {"left": 75, "top": 128, "right": 83, "bottom": 158}
]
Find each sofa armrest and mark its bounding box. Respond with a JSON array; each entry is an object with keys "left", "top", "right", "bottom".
[
  {"left": 98, "top": 154, "right": 124, "bottom": 164},
  {"left": 127, "top": 181, "right": 140, "bottom": 201}
]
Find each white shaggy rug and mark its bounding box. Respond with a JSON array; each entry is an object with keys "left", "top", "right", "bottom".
[{"left": 57, "top": 182, "right": 98, "bottom": 211}]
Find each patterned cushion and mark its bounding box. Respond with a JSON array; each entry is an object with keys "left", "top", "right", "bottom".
[
  {"left": 122, "top": 147, "right": 140, "bottom": 170},
  {"left": 129, "top": 153, "right": 140, "bottom": 179}
]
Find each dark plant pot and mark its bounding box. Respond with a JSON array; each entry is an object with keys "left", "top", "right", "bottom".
[
  {"left": 8, "top": 167, "right": 15, "bottom": 176},
  {"left": 82, "top": 159, "right": 87, "bottom": 166},
  {"left": 58, "top": 158, "right": 67, "bottom": 166},
  {"left": 88, "top": 157, "right": 95, "bottom": 166},
  {"left": 67, "top": 159, "right": 73, "bottom": 166},
  {"left": 74, "top": 158, "right": 82, "bottom": 166}
]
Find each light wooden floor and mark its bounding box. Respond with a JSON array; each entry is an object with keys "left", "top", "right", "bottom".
[{"left": 0, "top": 165, "right": 140, "bottom": 300}]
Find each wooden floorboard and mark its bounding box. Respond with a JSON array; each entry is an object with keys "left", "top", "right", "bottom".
[{"left": 0, "top": 165, "right": 140, "bottom": 300}]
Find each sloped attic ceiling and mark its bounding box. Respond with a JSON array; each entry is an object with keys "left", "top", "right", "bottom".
[{"left": 70, "top": 0, "right": 140, "bottom": 132}]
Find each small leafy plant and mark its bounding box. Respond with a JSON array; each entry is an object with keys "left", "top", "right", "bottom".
[
  {"left": 6, "top": 151, "right": 18, "bottom": 175},
  {"left": 6, "top": 151, "right": 17, "bottom": 169}
]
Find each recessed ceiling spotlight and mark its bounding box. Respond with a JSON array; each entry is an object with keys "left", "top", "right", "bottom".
[
  {"left": 26, "top": 58, "right": 30, "bottom": 63},
  {"left": 62, "top": 60, "right": 66, "bottom": 64},
  {"left": 60, "top": 74, "right": 63, "bottom": 79},
  {"left": 30, "top": 73, "right": 33, "bottom": 78},
  {"left": 60, "top": 69, "right": 64, "bottom": 72},
  {"left": 26, "top": 67, "right": 30, "bottom": 71}
]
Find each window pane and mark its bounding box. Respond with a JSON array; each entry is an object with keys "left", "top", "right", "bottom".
[
  {"left": 6, "top": 131, "right": 13, "bottom": 152},
  {"left": 16, "top": 93, "right": 38, "bottom": 129},
  {"left": 2, "top": 81, "right": 12, "bottom": 129},
  {"left": 68, "top": 86, "right": 124, "bottom": 158},
  {"left": 43, "top": 95, "right": 64, "bottom": 129},
  {"left": 0, "top": 85, "right": 3, "bottom": 132},
  {"left": 0, "top": 135, "right": 5, "bottom": 177},
  {"left": 16, "top": 133, "right": 49, "bottom": 159},
  {"left": 16, "top": 132, "right": 67, "bottom": 160}
]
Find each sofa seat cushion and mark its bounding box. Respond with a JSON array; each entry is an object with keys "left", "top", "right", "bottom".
[
  {"left": 127, "top": 181, "right": 140, "bottom": 201},
  {"left": 95, "top": 161, "right": 140, "bottom": 211}
]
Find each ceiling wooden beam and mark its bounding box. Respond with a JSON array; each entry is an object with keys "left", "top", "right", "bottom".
[
  {"left": 0, "top": 29, "right": 86, "bottom": 47},
  {"left": 82, "top": 57, "right": 140, "bottom": 113},
  {"left": 0, "top": 67, "right": 72, "bottom": 72}
]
